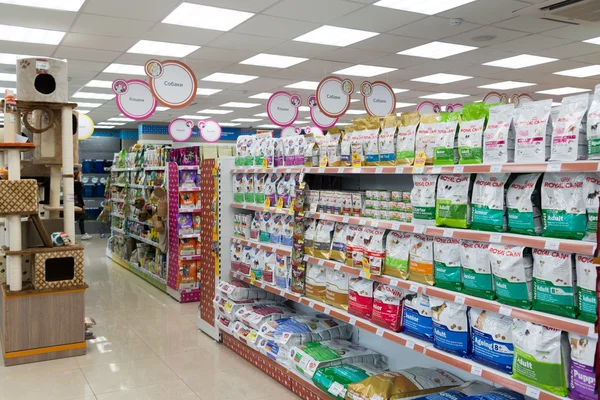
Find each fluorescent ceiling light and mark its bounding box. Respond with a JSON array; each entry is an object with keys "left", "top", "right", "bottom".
[
  {"left": 163, "top": 3, "right": 254, "bottom": 32},
  {"left": 583, "top": 36, "right": 600, "bottom": 45},
  {"left": 396, "top": 102, "right": 416, "bottom": 109},
  {"left": 257, "top": 124, "right": 281, "bottom": 129},
  {"left": 99, "top": 122, "right": 125, "bottom": 126},
  {"left": 478, "top": 81, "right": 536, "bottom": 90},
  {"left": 202, "top": 72, "right": 258, "bottom": 84},
  {"left": 232, "top": 118, "right": 262, "bottom": 122},
  {"left": 554, "top": 65, "right": 600, "bottom": 78},
  {"left": 221, "top": 102, "right": 261, "bottom": 108},
  {"left": 535, "top": 87, "right": 591, "bottom": 96},
  {"left": 254, "top": 112, "right": 268, "bottom": 117},
  {"left": 294, "top": 25, "right": 379, "bottom": 47},
  {"left": 219, "top": 122, "right": 241, "bottom": 127},
  {"left": 392, "top": 88, "right": 408, "bottom": 94},
  {"left": 411, "top": 73, "right": 472, "bottom": 84},
  {"left": 0, "top": 24, "right": 65, "bottom": 45},
  {"left": 334, "top": 64, "right": 397, "bottom": 77},
  {"left": 0, "top": 73, "right": 16, "bottom": 81},
  {"left": 156, "top": 107, "right": 170, "bottom": 111},
  {"left": 198, "top": 109, "right": 232, "bottom": 115},
  {"left": 76, "top": 110, "right": 90, "bottom": 114},
  {"left": 95, "top": 125, "right": 114, "bottom": 129},
  {"left": 249, "top": 93, "right": 273, "bottom": 99},
  {"left": 85, "top": 80, "right": 113, "bottom": 88},
  {"left": 75, "top": 102, "right": 102, "bottom": 108},
  {"left": 108, "top": 117, "right": 134, "bottom": 122},
  {"left": 336, "top": 122, "right": 352, "bottom": 126},
  {"left": 420, "top": 93, "right": 469, "bottom": 99},
  {"left": 73, "top": 92, "right": 115, "bottom": 100},
  {"left": 127, "top": 40, "right": 200, "bottom": 58},
  {"left": 0, "top": 0, "right": 84, "bottom": 11},
  {"left": 103, "top": 63, "right": 146, "bottom": 76},
  {"left": 298, "top": 106, "right": 310, "bottom": 112},
  {"left": 285, "top": 81, "right": 319, "bottom": 90},
  {"left": 345, "top": 110, "right": 367, "bottom": 115},
  {"left": 196, "top": 88, "right": 222, "bottom": 96},
  {"left": 484, "top": 54, "right": 557, "bottom": 69},
  {"left": 0, "top": 53, "right": 29, "bottom": 65},
  {"left": 179, "top": 115, "right": 211, "bottom": 120},
  {"left": 374, "top": 0, "right": 476, "bottom": 14},
  {"left": 240, "top": 53, "right": 307, "bottom": 68},
  {"left": 398, "top": 41, "right": 477, "bottom": 59}
]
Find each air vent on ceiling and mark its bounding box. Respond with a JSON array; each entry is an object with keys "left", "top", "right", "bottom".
[{"left": 517, "top": 0, "right": 600, "bottom": 26}]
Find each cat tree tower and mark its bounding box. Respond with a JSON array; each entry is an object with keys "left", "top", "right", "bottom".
[{"left": 0, "top": 57, "right": 86, "bottom": 366}]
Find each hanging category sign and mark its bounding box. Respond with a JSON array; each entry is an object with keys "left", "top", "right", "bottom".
[
  {"left": 361, "top": 81, "right": 395, "bottom": 117},
  {"left": 112, "top": 79, "right": 157, "bottom": 120},
  {"left": 308, "top": 94, "right": 337, "bottom": 129},
  {"left": 482, "top": 92, "right": 534, "bottom": 107},
  {"left": 145, "top": 59, "right": 197, "bottom": 109},
  {"left": 417, "top": 101, "right": 463, "bottom": 114},
  {"left": 281, "top": 126, "right": 302, "bottom": 137},
  {"left": 169, "top": 118, "right": 194, "bottom": 142},
  {"left": 316, "top": 76, "right": 354, "bottom": 118},
  {"left": 77, "top": 114, "right": 94, "bottom": 140},
  {"left": 267, "top": 91, "right": 301, "bottom": 126},
  {"left": 198, "top": 120, "right": 222, "bottom": 142}
]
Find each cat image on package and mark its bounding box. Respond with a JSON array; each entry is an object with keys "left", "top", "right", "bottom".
[
  {"left": 568, "top": 333, "right": 597, "bottom": 400},
  {"left": 431, "top": 298, "right": 471, "bottom": 357},
  {"left": 469, "top": 309, "right": 514, "bottom": 373}
]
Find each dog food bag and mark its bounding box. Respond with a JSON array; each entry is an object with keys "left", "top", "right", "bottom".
[
  {"left": 396, "top": 111, "right": 420, "bottom": 165},
  {"left": 250, "top": 248, "right": 265, "bottom": 282},
  {"left": 484, "top": 104, "right": 515, "bottom": 164},
  {"left": 371, "top": 283, "right": 405, "bottom": 332},
  {"left": 352, "top": 118, "right": 367, "bottom": 166},
  {"left": 341, "top": 129, "right": 354, "bottom": 166},
  {"left": 239, "top": 245, "right": 253, "bottom": 275},
  {"left": 361, "top": 227, "right": 386, "bottom": 275},
  {"left": 489, "top": 244, "right": 532, "bottom": 309},
  {"left": 471, "top": 173, "right": 510, "bottom": 232},
  {"left": 305, "top": 264, "right": 327, "bottom": 302},
  {"left": 233, "top": 173, "right": 245, "bottom": 203},
  {"left": 434, "top": 111, "right": 460, "bottom": 166},
  {"left": 349, "top": 277, "right": 375, "bottom": 319},
  {"left": 346, "top": 367, "right": 464, "bottom": 400},
  {"left": 402, "top": 292, "right": 434, "bottom": 342},
  {"left": 463, "top": 388, "right": 525, "bottom": 400},
  {"left": 512, "top": 320, "right": 569, "bottom": 396},
  {"left": 412, "top": 382, "right": 497, "bottom": 400},
  {"left": 416, "top": 114, "right": 439, "bottom": 165},
  {"left": 291, "top": 262, "right": 306, "bottom": 295},
  {"left": 575, "top": 255, "right": 598, "bottom": 323},
  {"left": 568, "top": 333, "right": 597, "bottom": 400},
  {"left": 460, "top": 241, "right": 494, "bottom": 299},
  {"left": 412, "top": 175, "right": 438, "bottom": 225},
  {"left": 383, "top": 231, "right": 412, "bottom": 279},
  {"left": 533, "top": 249, "right": 577, "bottom": 318},
  {"left": 345, "top": 225, "right": 362, "bottom": 267},
  {"left": 435, "top": 174, "right": 472, "bottom": 229},
  {"left": 304, "top": 219, "right": 317, "bottom": 256},
  {"left": 551, "top": 93, "right": 589, "bottom": 161},
  {"left": 236, "top": 304, "right": 296, "bottom": 331},
  {"left": 514, "top": 99, "right": 553, "bottom": 163},
  {"left": 264, "top": 173, "right": 280, "bottom": 206},
  {"left": 469, "top": 309, "right": 514, "bottom": 373},
  {"left": 584, "top": 173, "right": 600, "bottom": 242},
  {"left": 458, "top": 103, "right": 487, "bottom": 164},
  {"left": 314, "top": 220, "right": 335, "bottom": 259},
  {"left": 431, "top": 298, "right": 471, "bottom": 357},
  {"left": 378, "top": 114, "right": 397, "bottom": 166},
  {"left": 542, "top": 173, "right": 587, "bottom": 240},
  {"left": 313, "top": 363, "right": 386, "bottom": 400},
  {"left": 260, "top": 314, "right": 352, "bottom": 347},
  {"left": 506, "top": 173, "right": 543, "bottom": 235},
  {"left": 434, "top": 237, "right": 462, "bottom": 292},
  {"left": 587, "top": 84, "right": 600, "bottom": 159},
  {"left": 325, "top": 269, "right": 349, "bottom": 310},
  {"left": 409, "top": 234, "right": 435, "bottom": 285}
]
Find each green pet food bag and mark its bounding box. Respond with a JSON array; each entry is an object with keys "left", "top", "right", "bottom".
[
  {"left": 433, "top": 237, "right": 462, "bottom": 291},
  {"left": 312, "top": 363, "right": 384, "bottom": 400},
  {"left": 435, "top": 174, "right": 472, "bottom": 229},
  {"left": 470, "top": 173, "right": 509, "bottom": 232},
  {"left": 458, "top": 103, "right": 487, "bottom": 164},
  {"left": 575, "top": 254, "right": 598, "bottom": 323},
  {"left": 460, "top": 240, "right": 494, "bottom": 299},
  {"left": 434, "top": 112, "right": 460, "bottom": 166},
  {"left": 489, "top": 244, "right": 532, "bottom": 309}
]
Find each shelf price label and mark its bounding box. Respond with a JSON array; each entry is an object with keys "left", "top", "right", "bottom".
[
  {"left": 470, "top": 365, "right": 483, "bottom": 376},
  {"left": 546, "top": 163, "right": 562, "bottom": 172},
  {"left": 498, "top": 306, "right": 512, "bottom": 316},
  {"left": 454, "top": 294, "right": 466, "bottom": 304},
  {"left": 525, "top": 386, "right": 541, "bottom": 399},
  {"left": 405, "top": 340, "right": 415, "bottom": 350},
  {"left": 376, "top": 328, "right": 385, "bottom": 337},
  {"left": 545, "top": 239, "right": 560, "bottom": 250},
  {"left": 349, "top": 317, "right": 357, "bottom": 325}
]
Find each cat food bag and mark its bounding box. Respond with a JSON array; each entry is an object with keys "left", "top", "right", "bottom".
[
  {"left": 281, "top": 215, "right": 293, "bottom": 247},
  {"left": 532, "top": 249, "right": 577, "bottom": 318},
  {"left": 350, "top": 227, "right": 366, "bottom": 270},
  {"left": 434, "top": 111, "right": 460, "bottom": 166},
  {"left": 584, "top": 173, "right": 600, "bottom": 242},
  {"left": 383, "top": 231, "right": 411, "bottom": 279},
  {"left": 433, "top": 237, "right": 462, "bottom": 292},
  {"left": 506, "top": 173, "right": 543, "bottom": 235},
  {"left": 489, "top": 244, "right": 532, "bottom": 309},
  {"left": 325, "top": 269, "right": 349, "bottom": 310},
  {"left": 272, "top": 138, "right": 284, "bottom": 167},
  {"left": 340, "top": 128, "right": 354, "bottom": 166},
  {"left": 259, "top": 212, "right": 272, "bottom": 242},
  {"left": 458, "top": 103, "right": 487, "bottom": 164},
  {"left": 460, "top": 241, "right": 494, "bottom": 299},
  {"left": 283, "top": 136, "right": 297, "bottom": 166},
  {"left": 568, "top": 333, "right": 597, "bottom": 400},
  {"left": 416, "top": 113, "right": 438, "bottom": 164},
  {"left": 462, "top": 388, "right": 524, "bottom": 400},
  {"left": 239, "top": 245, "right": 253, "bottom": 275},
  {"left": 409, "top": 234, "right": 434, "bottom": 285},
  {"left": 396, "top": 111, "right": 420, "bottom": 165},
  {"left": 262, "top": 251, "right": 277, "bottom": 285},
  {"left": 352, "top": 118, "right": 367, "bottom": 166},
  {"left": 575, "top": 254, "right": 598, "bottom": 323},
  {"left": 379, "top": 114, "right": 397, "bottom": 166},
  {"left": 587, "top": 84, "right": 600, "bottom": 159},
  {"left": 250, "top": 212, "right": 261, "bottom": 240},
  {"left": 469, "top": 309, "right": 514, "bottom": 373},
  {"left": 276, "top": 173, "right": 294, "bottom": 208},
  {"left": 217, "top": 280, "right": 278, "bottom": 301},
  {"left": 264, "top": 173, "right": 280, "bottom": 206},
  {"left": 326, "top": 131, "right": 342, "bottom": 167},
  {"left": 314, "top": 220, "right": 335, "bottom": 259},
  {"left": 304, "top": 133, "right": 316, "bottom": 167},
  {"left": 431, "top": 298, "right": 471, "bottom": 357},
  {"left": 254, "top": 173, "right": 267, "bottom": 205},
  {"left": 250, "top": 248, "right": 264, "bottom": 282},
  {"left": 291, "top": 262, "right": 306, "bottom": 295},
  {"left": 512, "top": 320, "right": 569, "bottom": 396},
  {"left": 542, "top": 173, "right": 587, "bottom": 239},
  {"left": 484, "top": 103, "right": 515, "bottom": 164},
  {"left": 362, "top": 227, "right": 386, "bottom": 275},
  {"left": 403, "top": 292, "right": 433, "bottom": 341},
  {"left": 364, "top": 115, "right": 381, "bottom": 166},
  {"left": 269, "top": 214, "right": 282, "bottom": 245},
  {"left": 275, "top": 254, "right": 289, "bottom": 290},
  {"left": 331, "top": 223, "right": 348, "bottom": 263},
  {"left": 306, "top": 264, "right": 328, "bottom": 302},
  {"left": 435, "top": 174, "right": 472, "bottom": 229},
  {"left": 235, "top": 136, "right": 247, "bottom": 166},
  {"left": 304, "top": 219, "right": 317, "bottom": 256},
  {"left": 514, "top": 99, "right": 553, "bottom": 163},
  {"left": 349, "top": 277, "right": 375, "bottom": 319},
  {"left": 471, "top": 173, "right": 510, "bottom": 232},
  {"left": 371, "top": 283, "right": 405, "bottom": 332},
  {"left": 412, "top": 175, "right": 438, "bottom": 226},
  {"left": 233, "top": 173, "right": 245, "bottom": 203},
  {"left": 551, "top": 93, "right": 589, "bottom": 161}
]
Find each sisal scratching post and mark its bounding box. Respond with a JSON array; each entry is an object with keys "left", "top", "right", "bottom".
[{"left": 61, "top": 105, "right": 75, "bottom": 242}]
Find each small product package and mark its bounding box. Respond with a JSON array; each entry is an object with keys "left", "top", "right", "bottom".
[
  {"left": 325, "top": 269, "right": 349, "bottom": 310},
  {"left": 506, "top": 173, "right": 543, "bottom": 236},
  {"left": 362, "top": 227, "right": 386, "bottom": 275},
  {"left": 379, "top": 114, "right": 397, "bottom": 165},
  {"left": 431, "top": 298, "right": 471, "bottom": 357},
  {"left": 239, "top": 246, "right": 253, "bottom": 275},
  {"left": 415, "top": 113, "right": 439, "bottom": 165},
  {"left": 233, "top": 173, "right": 245, "bottom": 203},
  {"left": 291, "top": 262, "right": 306, "bottom": 295},
  {"left": 568, "top": 333, "right": 598, "bottom": 400},
  {"left": 409, "top": 234, "right": 434, "bottom": 285},
  {"left": 340, "top": 126, "right": 354, "bottom": 166},
  {"left": 402, "top": 292, "right": 433, "bottom": 342},
  {"left": 304, "top": 219, "right": 317, "bottom": 256},
  {"left": 178, "top": 260, "right": 197, "bottom": 289},
  {"left": 434, "top": 111, "right": 460, "bottom": 166},
  {"left": 460, "top": 240, "right": 493, "bottom": 299},
  {"left": 575, "top": 254, "right": 598, "bottom": 323},
  {"left": 254, "top": 173, "right": 267, "bottom": 205},
  {"left": 489, "top": 244, "right": 532, "bottom": 309},
  {"left": 412, "top": 175, "right": 438, "bottom": 226},
  {"left": 396, "top": 111, "right": 420, "bottom": 165},
  {"left": 470, "top": 173, "right": 510, "bottom": 232},
  {"left": 514, "top": 99, "right": 553, "bottom": 163},
  {"left": 532, "top": 249, "right": 577, "bottom": 318},
  {"left": 236, "top": 304, "right": 296, "bottom": 330},
  {"left": 435, "top": 174, "right": 472, "bottom": 229},
  {"left": 433, "top": 237, "right": 462, "bottom": 292},
  {"left": 541, "top": 172, "right": 587, "bottom": 240},
  {"left": 383, "top": 231, "right": 412, "bottom": 279},
  {"left": 483, "top": 103, "right": 515, "bottom": 164},
  {"left": 584, "top": 173, "right": 600, "bottom": 242},
  {"left": 331, "top": 223, "right": 348, "bottom": 263},
  {"left": 270, "top": 215, "right": 283, "bottom": 245},
  {"left": 371, "top": 283, "right": 405, "bottom": 332},
  {"left": 305, "top": 264, "right": 328, "bottom": 302},
  {"left": 314, "top": 220, "right": 335, "bottom": 259},
  {"left": 458, "top": 103, "right": 487, "bottom": 164},
  {"left": 326, "top": 130, "right": 342, "bottom": 167},
  {"left": 469, "top": 309, "right": 514, "bottom": 373},
  {"left": 364, "top": 115, "right": 382, "bottom": 166},
  {"left": 283, "top": 136, "right": 297, "bottom": 166},
  {"left": 348, "top": 277, "right": 375, "bottom": 319},
  {"left": 587, "top": 84, "right": 600, "bottom": 159},
  {"left": 550, "top": 93, "right": 589, "bottom": 161},
  {"left": 346, "top": 225, "right": 363, "bottom": 268}
]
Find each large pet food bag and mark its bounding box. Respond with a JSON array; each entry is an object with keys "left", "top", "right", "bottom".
[
  {"left": 313, "top": 363, "right": 386, "bottom": 400},
  {"left": 416, "top": 114, "right": 439, "bottom": 165},
  {"left": 411, "top": 381, "right": 496, "bottom": 400},
  {"left": 402, "top": 292, "right": 434, "bottom": 342},
  {"left": 409, "top": 234, "right": 435, "bottom": 285},
  {"left": 433, "top": 237, "right": 462, "bottom": 292},
  {"left": 348, "top": 277, "right": 375, "bottom": 319},
  {"left": 514, "top": 99, "right": 553, "bottom": 163},
  {"left": 383, "top": 231, "right": 411, "bottom": 279},
  {"left": 435, "top": 174, "right": 472, "bottom": 229},
  {"left": 506, "top": 173, "right": 543, "bottom": 236},
  {"left": 305, "top": 264, "right": 327, "bottom": 302},
  {"left": 379, "top": 114, "right": 398, "bottom": 166},
  {"left": 325, "top": 269, "right": 350, "bottom": 310},
  {"left": 346, "top": 367, "right": 464, "bottom": 400},
  {"left": 460, "top": 241, "right": 494, "bottom": 299},
  {"left": 371, "top": 283, "right": 405, "bottom": 332},
  {"left": 471, "top": 173, "right": 510, "bottom": 232},
  {"left": 587, "top": 84, "right": 600, "bottom": 159},
  {"left": 463, "top": 388, "right": 525, "bottom": 400},
  {"left": 550, "top": 93, "right": 589, "bottom": 161},
  {"left": 489, "top": 244, "right": 532, "bottom": 309},
  {"left": 512, "top": 320, "right": 569, "bottom": 396},
  {"left": 469, "top": 309, "right": 514, "bottom": 373},
  {"left": 584, "top": 173, "right": 600, "bottom": 242},
  {"left": 396, "top": 111, "right": 420, "bottom": 165},
  {"left": 568, "top": 333, "right": 597, "bottom": 400},
  {"left": 434, "top": 111, "right": 460, "bottom": 166},
  {"left": 458, "top": 103, "right": 487, "bottom": 164},
  {"left": 542, "top": 173, "right": 587, "bottom": 239},
  {"left": 217, "top": 280, "right": 278, "bottom": 301},
  {"left": 575, "top": 254, "right": 598, "bottom": 323},
  {"left": 483, "top": 103, "right": 515, "bottom": 164},
  {"left": 532, "top": 249, "right": 577, "bottom": 318},
  {"left": 431, "top": 298, "right": 471, "bottom": 357},
  {"left": 412, "top": 175, "right": 438, "bottom": 226}
]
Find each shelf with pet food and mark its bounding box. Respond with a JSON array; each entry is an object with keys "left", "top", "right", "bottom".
[
  {"left": 110, "top": 227, "right": 125, "bottom": 235},
  {"left": 230, "top": 202, "right": 293, "bottom": 215},
  {"left": 107, "top": 250, "right": 167, "bottom": 292},
  {"left": 231, "top": 237, "right": 293, "bottom": 257},
  {"left": 144, "top": 166, "right": 165, "bottom": 171},
  {"left": 230, "top": 166, "right": 304, "bottom": 174},
  {"left": 129, "top": 232, "right": 161, "bottom": 248},
  {"left": 229, "top": 271, "right": 566, "bottom": 400},
  {"left": 112, "top": 167, "right": 141, "bottom": 172}
]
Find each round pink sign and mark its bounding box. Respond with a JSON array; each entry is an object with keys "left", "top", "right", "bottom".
[
  {"left": 112, "top": 79, "right": 157, "bottom": 121},
  {"left": 267, "top": 91, "right": 301, "bottom": 127}
]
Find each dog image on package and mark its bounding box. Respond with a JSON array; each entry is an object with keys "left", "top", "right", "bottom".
[
  {"left": 568, "top": 333, "right": 597, "bottom": 400},
  {"left": 412, "top": 175, "right": 438, "bottom": 226},
  {"left": 469, "top": 309, "right": 514, "bottom": 373},
  {"left": 532, "top": 249, "right": 577, "bottom": 318},
  {"left": 431, "top": 298, "right": 471, "bottom": 357},
  {"left": 489, "top": 244, "right": 532, "bottom": 309},
  {"left": 402, "top": 292, "right": 434, "bottom": 342}
]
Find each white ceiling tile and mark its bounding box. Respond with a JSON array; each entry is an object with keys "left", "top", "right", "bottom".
[
  {"left": 267, "top": 41, "right": 334, "bottom": 58},
  {"left": 351, "top": 34, "right": 427, "bottom": 52},
  {"left": 206, "top": 33, "right": 284, "bottom": 52},
  {"left": 61, "top": 33, "right": 137, "bottom": 52},
  {"left": 71, "top": 14, "right": 154, "bottom": 38},
  {"left": 571, "top": 53, "right": 600, "bottom": 65},
  {"left": 232, "top": 15, "right": 319, "bottom": 39},
  {"left": 0, "top": 41, "right": 54, "bottom": 58},
  {"left": 263, "top": 0, "right": 364, "bottom": 23},
  {"left": 54, "top": 46, "right": 120, "bottom": 63},
  {"left": 490, "top": 34, "right": 571, "bottom": 52},
  {"left": 81, "top": 0, "right": 180, "bottom": 21},
  {"left": 185, "top": 0, "right": 279, "bottom": 12},
  {"left": 389, "top": 16, "right": 480, "bottom": 40},
  {"left": 142, "top": 24, "right": 223, "bottom": 46},
  {"left": 492, "top": 16, "right": 565, "bottom": 33},
  {"left": 534, "top": 42, "right": 600, "bottom": 60},
  {"left": 0, "top": 4, "right": 77, "bottom": 31},
  {"left": 369, "top": 54, "right": 431, "bottom": 69},
  {"left": 543, "top": 25, "right": 600, "bottom": 42},
  {"left": 320, "top": 47, "right": 389, "bottom": 63},
  {"left": 187, "top": 47, "right": 256, "bottom": 63},
  {"left": 329, "top": 6, "right": 424, "bottom": 33},
  {"left": 445, "top": 26, "right": 529, "bottom": 47},
  {"left": 439, "top": 0, "right": 529, "bottom": 25}
]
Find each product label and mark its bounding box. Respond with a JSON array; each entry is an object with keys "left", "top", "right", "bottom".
[
  {"left": 577, "top": 287, "right": 597, "bottom": 322},
  {"left": 434, "top": 147, "right": 454, "bottom": 165},
  {"left": 384, "top": 257, "right": 408, "bottom": 277},
  {"left": 472, "top": 328, "right": 514, "bottom": 373},
  {"left": 402, "top": 305, "right": 433, "bottom": 341},
  {"left": 413, "top": 205, "right": 435, "bottom": 221},
  {"left": 433, "top": 321, "right": 469, "bottom": 356},
  {"left": 570, "top": 359, "right": 596, "bottom": 399},
  {"left": 471, "top": 205, "right": 504, "bottom": 231},
  {"left": 508, "top": 210, "right": 538, "bottom": 235},
  {"left": 434, "top": 262, "right": 462, "bottom": 291},
  {"left": 533, "top": 277, "right": 576, "bottom": 317},
  {"left": 436, "top": 200, "right": 468, "bottom": 226},
  {"left": 463, "top": 268, "right": 494, "bottom": 298},
  {"left": 542, "top": 210, "right": 587, "bottom": 239},
  {"left": 494, "top": 276, "right": 530, "bottom": 308}
]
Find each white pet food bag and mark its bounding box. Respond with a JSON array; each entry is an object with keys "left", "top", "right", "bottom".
[
  {"left": 460, "top": 241, "right": 493, "bottom": 300},
  {"left": 411, "top": 175, "right": 438, "bottom": 226},
  {"left": 325, "top": 269, "right": 350, "bottom": 310},
  {"left": 433, "top": 236, "right": 462, "bottom": 292},
  {"left": 575, "top": 254, "right": 598, "bottom": 323},
  {"left": 431, "top": 298, "right": 470, "bottom": 357},
  {"left": 541, "top": 173, "right": 587, "bottom": 240},
  {"left": 568, "top": 333, "right": 598, "bottom": 400},
  {"left": 396, "top": 111, "right": 420, "bottom": 165},
  {"left": 415, "top": 114, "right": 438, "bottom": 165},
  {"left": 550, "top": 93, "right": 589, "bottom": 161},
  {"left": 532, "top": 249, "right": 577, "bottom": 318},
  {"left": 483, "top": 103, "right": 515, "bottom": 164},
  {"left": 361, "top": 227, "right": 386, "bottom": 275},
  {"left": 469, "top": 309, "right": 514, "bottom": 373},
  {"left": 470, "top": 173, "right": 510, "bottom": 232},
  {"left": 489, "top": 244, "right": 532, "bottom": 309},
  {"left": 435, "top": 174, "right": 472, "bottom": 229},
  {"left": 584, "top": 173, "right": 600, "bottom": 242},
  {"left": 506, "top": 173, "right": 543, "bottom": 236},
  {"left": 514, "top": 99, "right": 552, "bottom": 163},
  {"left": 306, "top": 264, "right": 328, "bottom": 302},
  {"left": 587, "top": 84, "right": 600, "bottom": 159}
]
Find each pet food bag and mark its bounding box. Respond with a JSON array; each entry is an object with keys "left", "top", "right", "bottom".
[
  {"left": 484, "top": 103, "right": 515, "bottom": 164},
  {"left": 584, "top": 173, "right": 600, "bottom": 242},
  {"left": 232, "top": 321, "right": 260, "bottom": 348},
  {"left": 371, "top": 283, "right": 405, "bottom": 332},
  {"left": 304, "top": 219, "right": 317, "bottom": 256},
  {"left": 435, "top": 174, "right": 472, "bottom": 229},
  {"left": 514, "top": 99, "right": 553, "bottom": 163},
  {"left": 416, "top": 114, "right": 439, "bottom": 165},
  {"left": 512, "top": 320, "right": 569, "bottom": 396},
  {"left": 259, "top": 314, "right": 353, "bottom": 348},
  {"left": 240, "top": 246, "right": 253, "bottom": 275},
  {"left": 325, "top": 269, "right": 349, "bottom": 310},
  {"left": 346, "top": 225, "right": 362, "bottom": 267},
  {"left": 431, "top": 298, "right": 471, "bottom": 357},
  {"left": 532, "top": 249, "right": 577, "bottom": 318},
  {"left": 506, "top": 173, "right": 543, "bottom": 236},
  {"left": 314, "top": 220, "right": 335, "bottom": 259},
  {"left": 402, "top": 292, "right": 433, "bottom": 342},
  {"left": 409, "top": 234, "right": 435, "bottom": 285},
  {"left": 469, "top": 309, "right": 514, "bottom": 373},
  {"left": 341, "top": 129, "right": 353, "bottom": 166},
  {"left": 463, "top": 388, "right": 525, "bottom": 400},
  {"left": 243, "top": 174, "right": 255, "bottom": 203},
  {"left": 434, "top": 111, "right": 460, "bottom": 166},
  {"left": 364, "top": 115, "right": 381, "bottom": 166},
  {"left": 383, "top": 231, "right": 412, "bottom": 279},
  {"left": 313, "top": 363, "right": 386, "bottom": 400},
  {"left": 233, "top": 173, "right": 245, "bottom": 203},
  {"left": 346, "top": 367, "right": 464, "bottom": 400},
  {"left": 349, "top": 277, "right": 375, "bottom": 319},
  {"left": 236, "top": 304, "right": 296, "bottom": 330},
  {"left": 568, "top": 333, "right": 597, "bottom": 400},
  {"left": 489, "top": 244, "right": 532, "bottom": 309},
  {"left": 575, "top": 254, "right": 598, "bottom": 323},
  {"left": 263, "top": 251, "right": 277, "bottom": 285},
  {"left": 471, "top": 173, "right": 510, "bottom": 232},
  {"left": 550, "top": 93, "right": 589, "bottom": 161},
  {"left": 460, "top": 241, "right": 494, "bottom": 299},
  {"left": 587, "top": 84, "right": 600, "bottom": 159},
  {"left": 379, "top": 114, "right": 397, "bottom": 165},
  {"left": 541, "top": 173, "right": 587, "bottom": 240},
  {"left": 412, "top": 175, "right": 438, "bottom": 226},
  {"left": 411, "top": 381, "right": 496, "bottom": 400},
  {"left": 217, "top": 280, "right": 278, "bottom": 301},
  {"left": 260, "top": 212, "right": 272, "bottom": 243},
  {"left": 458, "top": 103, "right": 487, "bottom": 164},
  {"left": 362, "top": 227, "right": 386, "bottom": 275},
  {"left": 433, "top": 237, "right": 462, "bottom": 292},
  {"left": 275, "top": 254, "right": 289, "bottom": 290},
  {"left": 352, "top": 118, "right": 367, "bottom": 166},
  {"left": 305, "top": 264, "right": 328, "bottom": 302},
  {"left": 396, "top": 111, "right": 420, "bottom": 165},
  {"left": 250, "top": 249, "right": 265, "bottom": 282}
]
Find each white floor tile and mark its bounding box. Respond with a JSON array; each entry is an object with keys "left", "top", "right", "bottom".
[
  {"left": 95, "top": 380, "right": 198, "bottom": 400},
  {"left": 0, "top": 369, "right": 94, "bottom": 400},
  {"left": 76, "top": 337, "right": 156, "bottom": 368}
]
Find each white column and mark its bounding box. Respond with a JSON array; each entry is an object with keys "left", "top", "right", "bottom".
[{"left": 61, "top": 105, "right": 75, "bottom": 243}]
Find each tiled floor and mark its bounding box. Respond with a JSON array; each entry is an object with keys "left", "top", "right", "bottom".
[{"left": 0, "top": 237, "right": 299, "bottom": 400}]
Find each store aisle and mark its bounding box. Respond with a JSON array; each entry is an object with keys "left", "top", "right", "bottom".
[{"left": 0, "top": 238, "right": 299, "bottom": 400}]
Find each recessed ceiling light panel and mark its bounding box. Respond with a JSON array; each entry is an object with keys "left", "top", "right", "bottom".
[
  {"left": 163, "top": 3, "right": 254, "bottom": 32},
  {"left": 240, "top": 53, "right": 307, "bottom": 68},
  {"left": 412, "top": 73, "right": 472, "bottom": 84},
  {"left": 334, "top": 64, "right": 397, "bottom": 77},
  {"left": 554, "top": 65, "right": 600, "bottom": 78},
  {"left": 535, "top": 87, "right": 591, "bottom": 96},
  {"left": 198, "top": 109, "right": 233, "bottom": 115},
  {"left": 398, "top": 41, "right": 477, "bottom": 59},
  {"left": 420, "top": 93, "right": 469, "bottom": 99},
  {"left": 0, "top": 0, "right": 84, "bottom": 11},
  {"left": 202, "top": 73, "right": 258, "bottom": 84},
  {"left": 221, "top": 102, "right": 261, "bottom": 108},
  {"left": 103, "top": 63, "right": 146, "bottom": 76},
  {"left": 483, "top": 54, "right": 557, "bottom": 69},
  {"left": 73, "top": 92, "right": 115, "bottom": 100},
  {"left": 285, "top": 81, "right": 319, "bottom": 90},
  {"left": 374, "top": 0, "right": 477, "bottom": 15},
  {"left": 478, "top": 81, "right": 536, "bottom": 90},
  {"left": 249, "top": 92, "right": 273, "bottom": 99},
  {"left": 128, "top": 40, "right": 200, "bottom": 57},
  {"left": 0, "top": 23, "right": 65, "bottom": 45},
  {"left": 85, "top": 80, "right": 113, "bottom": 88},
  {"left": 294, "top": 25, "right": 378, "bottom": 47},
  {"left": 196, "top": 88, "right": 222, "bottom": 96}
]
